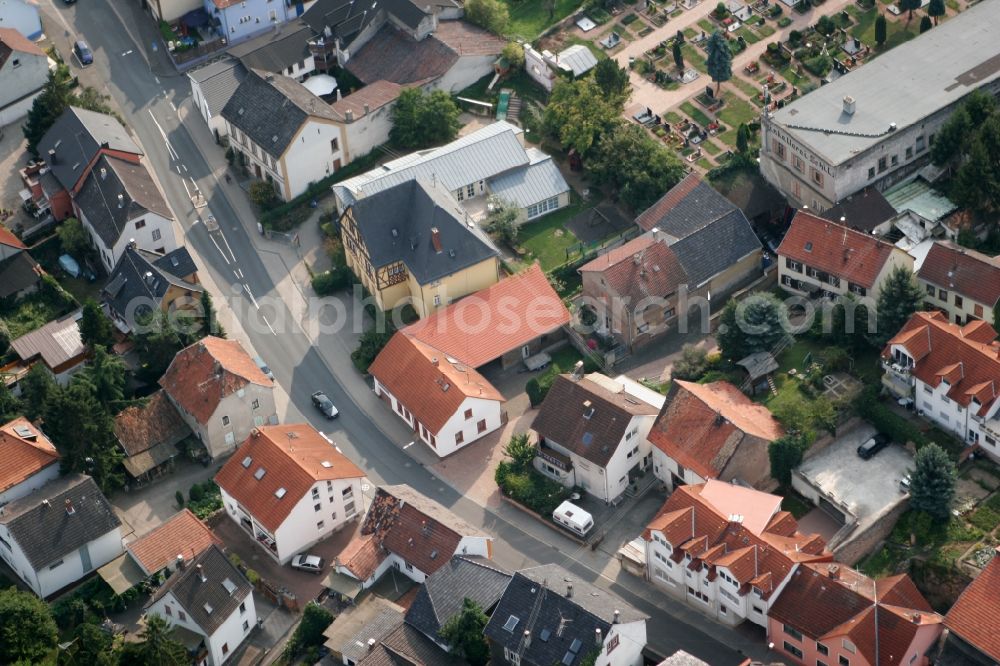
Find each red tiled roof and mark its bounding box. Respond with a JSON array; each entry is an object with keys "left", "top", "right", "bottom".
[
  {"left": 945, "top": 550, "right": 1000, "bottom": 662},
  {"left": 770, "top": 563, "right": 942, "bottom": 665},
  {"left": 885, "top": 311, "right": 1000, "bottom": 416},
  {"left": 127, "top": 509, "right": 222, "bottom": 575},
  {"left": 579, "top": 235, "right": 688, "bottom": 305},
  {"left": 0, "top": 28, "right": 46, "bottom": 66},
  {"left": 917, "top": 241, "right": 1000, "bottom": 309},
  {"left": 648, "top": 380, "right": 783, "bottom": 482},
  {"left": 634, "top": 172, "right": 702, "bottom": 232},
  {"left": 159, "top": 336, "right": 272, "bottom": 426},
  {"left": 432, "top": 20, "right": 506, "bottom": 57},
  {"left": 113, "top": 390, "right": 190, "bottom": 457},
  {"left": 0, "top": 224, "right": 26, "bottom": 250},
  {"left": 329, "top": 80, "right": 403, "bottom": 122},
  {"left": 215, "top": 424, "right": 365, "bottom": 533},
  {"left": 368, "top": 333, "right": 504, "bottom": 435},
  {"left": 0, "top": 418, "right": 59, "bottom": 494},
  {"left": 403, "top": 264, "right": 569, "bottom": 369},
  {"left": 777, "top": 210, "right": 898, "bottom": 289}
]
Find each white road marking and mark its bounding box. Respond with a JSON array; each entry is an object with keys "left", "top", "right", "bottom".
[
  {"left": 169, "top": 101, "right": 176, "bottom": 111},
  {"left": 210, "top": 235, "right": 230, "bottom": 264},
  {"left": 147, "top": 109, "right": 178, "bottom": 161},
  {"left": 155, "top": 76, "right": 160, "bottom": 84},
  {"left": 236, "top": 268, "right": 243, "bottom": 279},
  {"left": 175, "top": 165, "right": 181, "bottom": 174},
  {"left": 181, "top": 164, "right": 188, "bottom": 173},
  {"left": 262, "top": 315, "right": 276, "bottom": 335},
  {"left": 219, "top": 231, "right": 236, "bottom": 263},
  {"left": 233, "top": 270, "right": 240, "bottom": 279},
  {"left": 403, "top": 442, "right": 414, "bottom": 450},
  {"left": 243, "top": 284, "right": 260, "bottom": 309}
]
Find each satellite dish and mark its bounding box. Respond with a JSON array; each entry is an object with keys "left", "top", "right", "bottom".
[{"left": 570, "top": 492, "right": 581, "bottom": 501}]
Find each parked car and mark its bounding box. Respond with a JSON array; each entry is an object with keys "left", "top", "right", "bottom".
[
  {"left": 312, "top": 391, "right": 339, "bottom": 419},
  {"left": 254, "top": 356, "right": 274, "bottom": 381},
  {"left": 857, "top": 433, "right": 891, "bottom": 460},
  {"left": 74, "top": 40, "right": 93, "bottom": 66},
  {"left": 291, "top": 554, "right": 325, "bottom": 574}
]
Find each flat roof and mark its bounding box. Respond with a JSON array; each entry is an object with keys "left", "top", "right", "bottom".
[{"left": 769, "top": 0, "right": 1000, "bottom": 165}]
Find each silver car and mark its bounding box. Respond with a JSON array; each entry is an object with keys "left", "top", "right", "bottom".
[{"left": 291, "top": 553, "right": 325, "bottom": 574}]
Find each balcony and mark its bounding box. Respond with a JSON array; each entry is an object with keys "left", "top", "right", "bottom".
[{"left": 537, "top": 442, "right": 572, "bottom": 473}]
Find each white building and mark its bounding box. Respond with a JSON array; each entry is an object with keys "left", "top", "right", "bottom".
[
  {"left": 524, "top": 43, "right": 599, "bottom": 92},
  {"left": 883, "top": 311, "right": 1000, "bottom": 462},
  {"left": 188, "top": 58, "right": 247, "bottom": 139},
  {"left": 215, "top": 424, "right": 366, "bottom": 564},
  {"left": 531, "top": 373, "right": 661, "bottom": 503},
  {"left": 327, "top": 80, "right": 401, "bottom": 163},
  {"left": 146, "top": 544, "right": 257, "bottom": 666},
  {"left": 0, "top": 28, "right": 49, "bottom": 126},
  {"left": 642, "top": 481, "right": 829, "bottom": 628},
  {"left": 0, "top": 474, "right": 123, "bottom": 598},
  {"left": 204, "top": 0, "right": 291, "bottom": 44},
  {"left": 759, "top": 0, "right": 1000, "bottom": 211},
  {"left": 72, "top": 154, "right": 178, "bottom": 272},
  {"left": 0, "top": 418, "right": 60, "bottom": 507},
  {"left": 0, "top": 0, "right": 42, "bottom": 40},
  {"left": 160, "top": 336, "right": 278, "bottom": 459},
  {"left": 334, "top": 485, "right": 493, "bottom": 589}
]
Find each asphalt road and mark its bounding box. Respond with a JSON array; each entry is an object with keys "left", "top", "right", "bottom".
[{"left": 34, "top": 3, "right": 761, "bottom": 662}]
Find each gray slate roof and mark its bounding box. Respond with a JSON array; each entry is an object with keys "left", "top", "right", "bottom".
[
  {"left": 37, "top": 107, "right": 141, "bottom": 191},
  {"left": 669, "top": 208, "right": 761, "bottom": 288},
  {"left": 488, "top": 150, "right": 570, "bottom": 209},
  {"left": 484, "top": 564, "right": 647, "bottom": 666},
  {"left": 0, "top": 474, "right": 121, "bottom": 570},
  {"left": 104, "top": 246, "right": 202, "bottom": 330},
  {"left": 358, "top": 622, "right": 460, "bottom": 666},
  {"left": 328, "top": 597, "right": 407, "bottom": 663},
  {"left": 768, "top": 0, "right": 1000, "bottom": 165},
  {"left": 222, "top": 68, "right": 339, "bottom": 158},
  {"left": 635, "top": 173, "right": 740, "bottom": 239},
  {"left": 74, "top": 154, "right": 173, "bottom": 247},
  {"left": 147, "top": 544, "right": 252, "bottom": 636},
  {"left": 228, "top": 21, "right": 312, "bottom": 73},
  {"left": 347, "top": 179, "right": 498, "bottom": 283},
  {"left": 821, "top": 187, "right": 897, "bottom": 233},
  {"left": 0, "top": 251, "right": 41, "bottom": 299},
  {"left": 406, "top": 556, "right": 511, "bottom": 641},
  {"left": 188, "top": 57, "right": 247, "bottom": 118},
  {"left": 303, "top": 0, "right": 429, "bottom": 41}
]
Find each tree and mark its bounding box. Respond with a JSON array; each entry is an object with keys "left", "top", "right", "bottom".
[
  {"left": 874, "top": 14, "right": 887, "bottom": 46},
  {"left": 671, "top": 344, "right": 709, "bottom": 381},
  {"left": 502, "top": 41, "right": 525, "bottom": 70},
  {"left": 80, "top": 298, "right": 114, "bottom": 349},
  {"left": 908, "top": 443, "right": 956, "bottom": 520},
  {"left": 78, "top": 346, "right": 127, "bottom": 405},
  {"left": 543, "top": 78, "right": 624, "bottom": 157},
  {"left": 201, "top": 290, "right": 225, "bottom": 337},
  {"left": 134, "top": 311, "right": 185, "bottom": 382},
  {"left": 927, "top": 0, "right": 945, "bottom": 23},
  {"left": 717, "top": 293, "right": 790, "bottom": 363},
  {"left": 672, "top": 39, "right": 685, "bottom": 72},
  {"left": 736, "top": 123, "right": 750, "bottom": 154},
  {"left": 705, "top": 31, "right": 732, "bottom": 95},
  {"left": 390, "top": 88, "right": 461, "bottom": 150},
  {"left": 768, "top": 435, "right": 807, "bottom": 486},
  {"left": 125, "top": 615, "right": 188, "bottom": 666},
  {"left": 463, "top": 0, "right": 509, "bottom": 35},
  {"left": 873, "top": 266, "right": 923, "bottom": 346},
  {"left": 0, "top": 587, "right": 59, "bottom": 664},
  {"left": 930, "top": 106, "right": 970, "bottom": 166},
  {"left": 23, "top": 65, "right": 116, "bottom": 156},
  {"left": 503, "top": 433, "right": 536, "bottom": 470},
  {"left": 898, "top": 0, "right": 921, "bottom": 23},
  {"left": 485, "top": 198, "right": 520, "bottom": 245},
  {"left": 950, "top": 113, "right": 1000, "bottom": 213},
  {"left": 439, "top": 598, "right": 490, "bottom": 666},
  {"left": 919, "top": 15, "right": 932, "bottom": 32},
  {"left": 58, "top": 217, "right": 91, "bottom": 258},
  {"left": 587, "top": 122, "right": 685, "bottom": 211},
  {"left": 249, "top": 180, "right": 279, "bottom": 210},
  {"left": 71, "top": 622, "right": 118, "bottom": 666},
  {"left": 284, "top": 603, "right": 334, "bottom": 662},
  {"left": 20, "top": 362, "right": 56, "bottom": 421},
  {"left": 351, "top": 327, "right": 395, "bottom": 373},
  {"left": 45, "top": 380, "right": 124, "bottom": 493},
  {"left": 0, "top": 381, "right": 22, "bottom": 423},
  {"left": 593, "top": 58, "right": 631, "bottom": 98}
]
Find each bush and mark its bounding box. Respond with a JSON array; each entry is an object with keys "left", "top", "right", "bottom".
[
  {"left": 189, "top": 484, "right": 205, "bottom": 502},
  {"left": 187, "top": 481, "right": 223, "bottom": 519},
  {"left": 854, "top": 387, "right": 929, "bottom": 449},
  {"left": 969, "top": 506, "right": 1000, "bottom": 532},
  {"left": 351, "top": 327, "right": 395, "bottom": 374},
  {"left": 671, "top": 344, "right": 709, "bottom": 381},
  {"left": 312, "top": 268, "right": 353, "bottom": 295},
  {"left": 497, "top": 467, "right": 569, "bottom": 517},
  {"left": 526, "top": 378, "right": 544, "bottom": 407},
  {"left": 246, "top": 568, "right": 261, "bottom": 585},
  {"left": 788, "top": 29, "right": 803, "bottom": 45},
  {"left": 778, "top": 17, "right": 792, "bottom": 27},
  {"left": 249, "top": 180, "right": 280, "bottom": 211},
  {"left": 175, "top": 490, "right": 184, "bottom": 508}
]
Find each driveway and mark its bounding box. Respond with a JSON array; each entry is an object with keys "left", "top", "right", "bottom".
[{"left": 113, "top": 458, "right": 222, "bottom": 541}]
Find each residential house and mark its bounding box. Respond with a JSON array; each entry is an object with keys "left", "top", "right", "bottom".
[
  {"left": 160, "top": 336, "right": 277, "bottom": 459},
  {"left": 334, "top": 484, "right": 492, "bottom": 589},
  {"left": 103, "top": 244, "right": 203, "bottom": 333},
  {"left": 145, "top": 544, "right": 257, "bottom": 666},
  {"left": 0, "top": 0, "right": 42, "bottom": 40},
  {"left": 579, "top": 233, "right": 688, "bottom": 351},
  {"left": 204, "top": 0, "right": 293, "bottom": 44},
  {"left": 322, "top": 595, "right": 407, "bottom": 664},
  {"left": 777, "top": 210, "right": 913, "bottom": 300},
  {"left": 0, "top": 225, "right": 41, "bottom": 301},
  {"left": 356, "top": 623, "right": 461, "bottom": 666},
  {"left": 339, "top": 178, "right": 501, "bottom": 316},
  {"left": 484, "top": 563, "right": 648, "bottom": 666},
  {"left": 916, "top": 241, "right": 1000, "bottom": 326},
  {"left": 820, "top": 187, "right": 898, "bottom": 237},
  {"left": 334, "top": 121, "right": 571, "bottom": 226},
  {"left": 73, "top": 153, "right": 178, "bottom": 272},
  {"left": 0, "top": 28, "right": 49, "bottom": 125},
  {"left": 881, "top": 311, "right": 1000, "bottom": 462},
  {"left": 214, "top": 423, "right": 365, "bottom": 564},
  {"left": 524, "top": 43, "right": 599, "bottom": 92},
  {"left": 35, "top": 106, "right": 144, "bottom": 222},
  {"left": 0, "top": 474, "right": 123, "bottom": 598},
  {"left": 10, "top": 310, "right": 88, "bottom": 384},
  {"left": 222, "top": 68, "right": 345, "bottom": 201},
  {"left": 635, "top": 173, "right": 763, "bottom": 302},
  {"left": 767, "top": 563, "right": 943, "bottom": 666},
  {"left": 531, "top": 372, "right": 662, "bottom": 503},
  {"left": 369, "top": 265, "right": 569, "bottom": 456},
  {"left": 648, "top": 380, "right": 784, "bottom": 491},
  {"left": 188, "top": 57, "right": 247, "bottom": 138},
  {"left": 145, "top": 0, "right": 200, "bottom": 23},
  {"left": 326, "top": 80, "right": 402, "bottom": 163},
  {"left": 227, "top": 19, "right": 313, "bottom": 80},
  {"left": 758, "top": 0, "right": 1000, "bottom": 210},
  {"left": 715, "top": 170, "right": 787, "bottom": 228},
  {"left": 942, "top": 547, "right": 1000, "bottom": 665},
  {"left": 113, "top": 390, "right": 192, "bottom": 483},
  {"left": 642, "top": 480, "right": 830, "bottom": 627},
  {"left": 0, "top": 418, "right": 60, "bottom": 507}
]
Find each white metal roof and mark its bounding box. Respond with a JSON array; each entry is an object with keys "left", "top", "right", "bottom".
[{"left": 486, "top": 150, "right": 570, "bottom": 208}]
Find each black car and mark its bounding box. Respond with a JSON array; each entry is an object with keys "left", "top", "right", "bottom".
[
  {"left": 857, "top": 433, "right": 891, "bottom": 460},
  {"left": 311, "top": 391, "right": 339, "bottom": 419}
]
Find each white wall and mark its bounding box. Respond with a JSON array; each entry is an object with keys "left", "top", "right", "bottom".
[
  {"left": 76, "top": 204, "right": 177, "bottom": 273},
  {"left": 0, "top": 464, "right": 60, "bottom": 507},
  {"left": 341, "top": 105, "right": 393, "bottom": 163},
  {"left": 174, "top": 383, "right": 277, "bottom": 459},
  {"left": 598, "top": 620, "right": 646, "bottom": 666},
  {"left": 0, "top": 49, "right": 47, "bottom": 123},
  {"left": 207, "top": 592, "right": 257, "bottom": 665},
  {"left": 432, "top": 54, "right": 501, "bottom": 94},
  {"left": 651, "top": 446, "right": 706, "bottom": 490},
  {"left": 280, "top": 119, "right": 345, "bottom": 200},
  {"left": 0, "top": 1, "right": 42, "bottom": 40},
  {"left": 207, "top": 0, "right": 289, "bottom": 43},
  {"left": 190, "top": 76, "right": 227, "bottom": 137},
  {"left": 272, "top": 477, "right": 363, "bottom": 563}
]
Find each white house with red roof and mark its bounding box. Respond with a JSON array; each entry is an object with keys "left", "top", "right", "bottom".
[
  {"left": 882, "top": 311, "right": 1000, "bottom": 462},
  {"left": 215, "top": 424, "right": 366, "bottom": 564},
  {"left": 943, "top": 547, "right": 1000, "bottom": 665},
  {"left": 916, "top": 240, "right": 1000, "bottom": 327},
  {"left": 0, "top": 418, "right": 59, "bottom": 507},
  {"left": 777, "top": 210, "right": 913, "bottom": 300},
  {"left": 642, "top": 480, "right": 830, "bottom": 628},
  {"left": 0, "top": 28, "right": 49, "bottom": 125},
  {"left": 160, "top": 336, "right": 277, "bottom": 459}
]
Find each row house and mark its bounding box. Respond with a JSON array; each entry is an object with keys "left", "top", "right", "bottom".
[{"left": 916, "top": 240, "right": 1000, "bottom": 327}]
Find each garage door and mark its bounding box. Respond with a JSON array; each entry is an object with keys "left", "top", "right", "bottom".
[{"left": 819, "top": 498, "right": 847, "bottom": 524}]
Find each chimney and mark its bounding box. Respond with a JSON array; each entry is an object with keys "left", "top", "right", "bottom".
[
  {"left": 176, "top": 554, "right": 186, "bottom": 570},
  {"left": 431, "top": 227, "right": 442, "bottom": 253},
  {"left": 595, "top": 628, "right": 602, "bottom": 645},
  {"left": 367, "top": 638, "right": 377, "bottom": 652},
  {"left": 100, "top": 167, "right": 107, "bottom": 180},
  {"left": 432, "top": 357, "right": 439, "bottom": 366},
  {"left": 523, "top": 630, "right": 532, "bottom": 648},
  {"left": 65, "top": 498, "right": 75, "bottom": 515},
  {"left": 117, "top": 193, "right": 124, "bottom": 208},
  {"left": 572, "top": 360, "right": 584, "bottom": 379},
  {"left": 197, "top": 564, "right": 207, "bottom": 583},
  {"left": 42, "top": 499, "right": 51, "bottom": 508},
  {"left": 827, "top": 564, "right": 840, "bottom": 580},
  {"left": 363, "top": 103, "right": 370, "bottom": 115},
  {"left": 128, "top": 238, "right": 137, "bottom": 249},
  {"left": 650, "top": 227, "right": 661, "bottom": 242},
  {"left": 613, "top": 610, "right": 620, "bottom": 624},
  {"left": 842, "top": 95, "right": 856, "bottom": 115},
  {"left": 911, "top": 613, "right": 921, "bottom": 624},
  {"left": 566, "top": 583, "right": 573, "bottom": 598},
  {"left": 346, "top": 109, "right": 354, "bottom": 122},
  {"left": 633, "top": 253, "right": 642, "bottom": 266},
  {"left": 888, "top": 122, "right": 897, "bottom": 132}
]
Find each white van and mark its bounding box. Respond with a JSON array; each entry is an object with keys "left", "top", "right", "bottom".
[{"left": 552, "top": 501, "right": 594, "bottom": 537}]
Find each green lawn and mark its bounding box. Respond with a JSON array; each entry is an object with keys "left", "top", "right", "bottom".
[
  {"left": 781, "top": 492, "right": 813, "bottom": 519},
  {"left": 774, "top": 338, "right": 827, "bottom": 375},
  {"left": 680, "top": 101, "right": 713, "bottom": 127},
  {"left": 1, "top": 294, "right": 74, "bottom": 339},
  {"left": 757, "top": 23, "right": 777, "bottom": 37},
  {"left": 736, "top": 26, "right": 761, "bottom": 44},
  {"left": 504, "top": 0, "right": 586, "bottom": 40},
  {"left": 664, "top": 110, "right": 684, "bottom": 124},
  {"left": 779, "top": 64, "right": 811, "bottom": 87},
  {"left": 945, "top": 0, "right": 959, "bottom": 8},
  {"left": 731, "top": 75, "right": 762, "bottom": 99},
  {"left": 850, "top": 9, "right": 918, "bottom": 50},
  {"left": 696, "top": 157, "right": 714, "bottom": 170},
  {"left": 681, "top": 43, "right": 708, "bottom": 73},
  {"left": 701, "top": 139, "right": 722, "bottom": 155},
  {"left": 516, "top": 201, "right": 586, "bottom": 271},
  {"left": 683, "top": 27, "right": 697, "bottom": 38},
  {"left": 697, "top": 18, "right": 716, "bottom": 33},
  {"left": 718, "top": 91, "right": 758, "bottom": 128},
  {"left": 538, "top": 345, "right": 585, "bottom": 383}
]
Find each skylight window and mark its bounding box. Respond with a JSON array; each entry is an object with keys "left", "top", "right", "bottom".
[
  {"left": 242, "top": 456, "right": 252, "bottom": 468},
  {"left": 275, "top": 487, "right": 287, "bottom": 499},
  {"left": 204, "top": 603, "right": 214, "bottom": 614},
  {"left": 503, "top": 615, "right": 520, "bottom": 632},
  {"left": 254, "top": 467, "right": 266, "bottom": 480},
  {"left": 805, "top": 242, "right": 813, "bottom": 252},
  {"left": 222, "top": 578, "right": 237, "bottom": 596}
]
